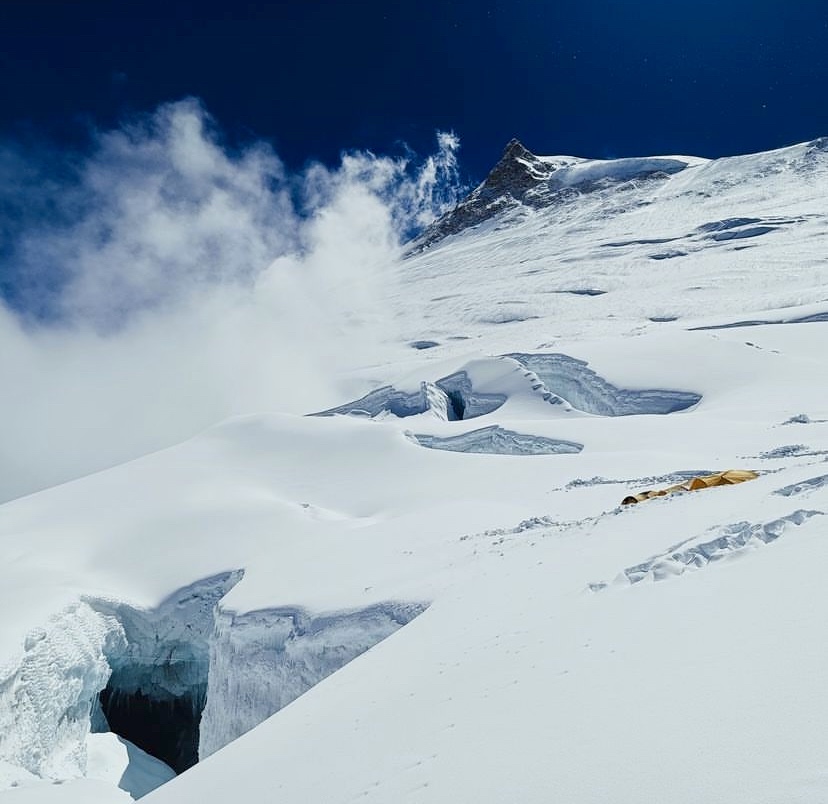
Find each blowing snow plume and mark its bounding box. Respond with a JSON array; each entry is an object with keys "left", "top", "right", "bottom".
[{"left": 0, "top": 99, "right": 463, "bottom": 503}]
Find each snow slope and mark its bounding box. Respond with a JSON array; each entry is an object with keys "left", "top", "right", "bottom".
[{"left": 1, "top": 138, "right": 828, "bottom": 802}]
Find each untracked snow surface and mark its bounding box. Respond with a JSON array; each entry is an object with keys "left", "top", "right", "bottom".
[{"left": 1, "top": 139, "right": 828, "bottom": 803}]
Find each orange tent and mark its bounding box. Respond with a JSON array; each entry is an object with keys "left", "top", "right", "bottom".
[{"left": 621, "top": 469, "right": 759, "bottom": 506}]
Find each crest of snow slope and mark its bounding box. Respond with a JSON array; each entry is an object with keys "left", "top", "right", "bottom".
[{"left": 1, "top": 138, "right": 828, "bottom": 803}]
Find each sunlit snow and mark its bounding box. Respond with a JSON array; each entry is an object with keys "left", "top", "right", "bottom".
[{"left": 1, "top": 136, "right": 827, "bottom": 803}]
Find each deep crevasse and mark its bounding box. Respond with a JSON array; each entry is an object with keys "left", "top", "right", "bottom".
[{"left": 0, "top": 574, "right": 426, "bottom": 796}]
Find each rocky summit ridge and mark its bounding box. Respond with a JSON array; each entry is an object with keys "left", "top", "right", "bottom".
[{"left": 411, "top": 138, "right": 690, "bottom": 251}]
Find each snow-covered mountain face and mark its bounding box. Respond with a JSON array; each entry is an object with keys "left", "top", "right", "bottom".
[
  {"left": 403, "top": 136, "right": 828, "bottom": 340},
  {"left": 1, "top": 138, "right": 828, "bottom": 804},
  {"left": 412, "top": 138, "right": 694, "bottom": 250}
]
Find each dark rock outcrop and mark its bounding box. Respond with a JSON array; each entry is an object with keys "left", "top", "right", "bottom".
[
  {"left": 411, "top": 139, "right": 559, "bottom": 251},
  {"left": 411, "top": 140, "right": 689, "bottom": 251}
]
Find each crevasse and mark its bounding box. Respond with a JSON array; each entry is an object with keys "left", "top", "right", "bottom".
[{"left": 0, "top": 573, "right": 426, "bottom": 798}]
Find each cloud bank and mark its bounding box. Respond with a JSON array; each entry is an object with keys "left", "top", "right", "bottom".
[{"left": 0, "top": 99, "right": 463, "bottom": 502}]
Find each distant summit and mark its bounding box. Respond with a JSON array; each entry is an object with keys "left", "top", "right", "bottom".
[
  {"left": 411, "top": 139, "right": 558, "bottom": 251},
  {"left": 412, "top": 139, "right": 690, "bottom": 251}
]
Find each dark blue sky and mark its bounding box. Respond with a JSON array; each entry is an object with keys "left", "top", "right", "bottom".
[{"left": 1, "top": 0, "right": 827, "bottom": 181}]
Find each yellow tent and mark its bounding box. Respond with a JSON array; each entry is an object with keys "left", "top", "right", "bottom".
[{"left": 621, "top": 469, "right": 759, "bottom": 506}]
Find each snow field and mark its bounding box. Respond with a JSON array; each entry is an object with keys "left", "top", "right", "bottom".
[{"left": 0, "top": 137, "right": 827, "bottom": 801}]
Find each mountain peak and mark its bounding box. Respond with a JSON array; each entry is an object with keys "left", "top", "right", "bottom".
[
  {"left": 502, "top": 138, "right": 533, "bottom": 160},
  {"left": 410, "top": 139, "right": 556, "bottom": 251},
  {"left": 412, "top": 139, "right": 695, "bottom": 252}
]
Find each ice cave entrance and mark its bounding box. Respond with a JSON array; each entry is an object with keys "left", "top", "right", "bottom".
[
  {"left": 81, "top": 574, "right": 426, "bottom": 794},
  {"left": 97, "top": 675, "right": 204, "bottom": 773}
]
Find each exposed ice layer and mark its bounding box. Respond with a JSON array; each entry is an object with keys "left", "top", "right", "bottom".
[
  {"left": 0, "top": 571, "right": 427, "bottom": 795},
  {"left": 89, "top": 572, "right": 243, "bottom": 774},
  {"left": 312, "top": 372, "right": 506, "bottom": 422},
  {"left": 313, "top": 382, "right": 440, "bottom": 419},
  {"left": 505, "top": 353, "right": 701, "bottom": 416},
  {"left": 434, "top": 371, "right": 507, "bottom": 420},
  {"left": 708, "top": 225, "right": 777, "bottom": 241},
  {"left": 199, "top": 602, "right": 426, "bottom": 760},
  {"left": 313, "top": 353, "right": 700, "bottom": 421},
  {"left": 0, "top": 602, "right": 125, "bottom": 782},
  {"left": 409, "top": 426, "right": 583, "bottom": 456},
  {"left": 695, "top": 217, "right": 763, "bottom": 232},
  {"left": 759, "top": 444, "right": 810, "bottom": 459},
  {"left": 782, "top": 413, "right": 812, "bottom": 425},
  {"left": 592, "top": 510, "right": 823, "bottom": 590},
  {"left": 424, "top": 381, "right": 452, "bottom": 421},
  {"left": 689, "top": 310, "right": 828, "bottom": 330},
  {"left": 773, "top": 475, "right": 828, "bottom": 497},
  {"left": 550, "top": 288, "right": 606, "bottom": 296}
]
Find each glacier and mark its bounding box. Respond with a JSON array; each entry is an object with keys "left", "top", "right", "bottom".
[{"left": 0, "top": 136, "right": 827, "bottom": 803}]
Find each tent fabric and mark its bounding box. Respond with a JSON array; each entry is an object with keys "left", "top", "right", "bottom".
[{"left": 621, "top": 469, "right": 759, "bottom": 506}]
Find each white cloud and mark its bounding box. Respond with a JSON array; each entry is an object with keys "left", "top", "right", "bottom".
[{"left": 0, "top": 100, "right": 463, "bottom": 502}]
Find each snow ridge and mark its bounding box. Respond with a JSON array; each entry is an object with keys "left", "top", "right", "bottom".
[
  {"left": 773, "top": 474, "right": 828, "bottom": 497},
  {"left": 592, "top": 510, "right": 823, "bottom": 590},
  {"left": 408, "top": 426, "right": 582, "bottom": 455}
]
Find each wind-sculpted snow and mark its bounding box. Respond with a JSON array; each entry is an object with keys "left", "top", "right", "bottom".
[
  {"left": 603, "top": 215, "right": 800, "bottom": 257},
  {"left": 564, "top": 469, "right": 716, "bottom": 490},
  {"left": 757, "top": 444, "right": 828, "bottom": 459},
  {"left": 591, "top": 510, "right": 823, "bottom": 590},
  {"left": 773, "top": 475, "right": 828, "bottom": 497},
  {"left": 690, "top": 310, "right": 828, "bottom": 330},
  {"left": 649, "top": 250, "right": 687, "bottom": 261},
  {"left": 707, "top": 225, "right": 778, "bottom": 242},
  {"left": 409, "top": 426, "right": 582, "bottom": 456},
  {"left": 0, "top": 603, "right": 125, "bottom": 783},
  {"left": 199, "top": 601, "right": 426, "bottom": 760},
  {"left": 505, "top": 353, "right": 701, "bottom": 416},
  {"left": 549, "top": 288, "right": 606, "bottom": 296},
  {"left": 693, "top": 216, "right": 806, "bottom": 243},
  {"left": 782, "top": 413, "right": 812, "bottom": 425},
  {"left": 780, "top": 413, "right": 828, "bottom": 425},
  {"left": 548, "top": 156, "right": 689, "bottom": 189},
  {"left": 602, "top": 237, "right": 678, "bottom": 248},
  {"left": 695, "top": 217, "right": 764, "bottom": 233}
]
